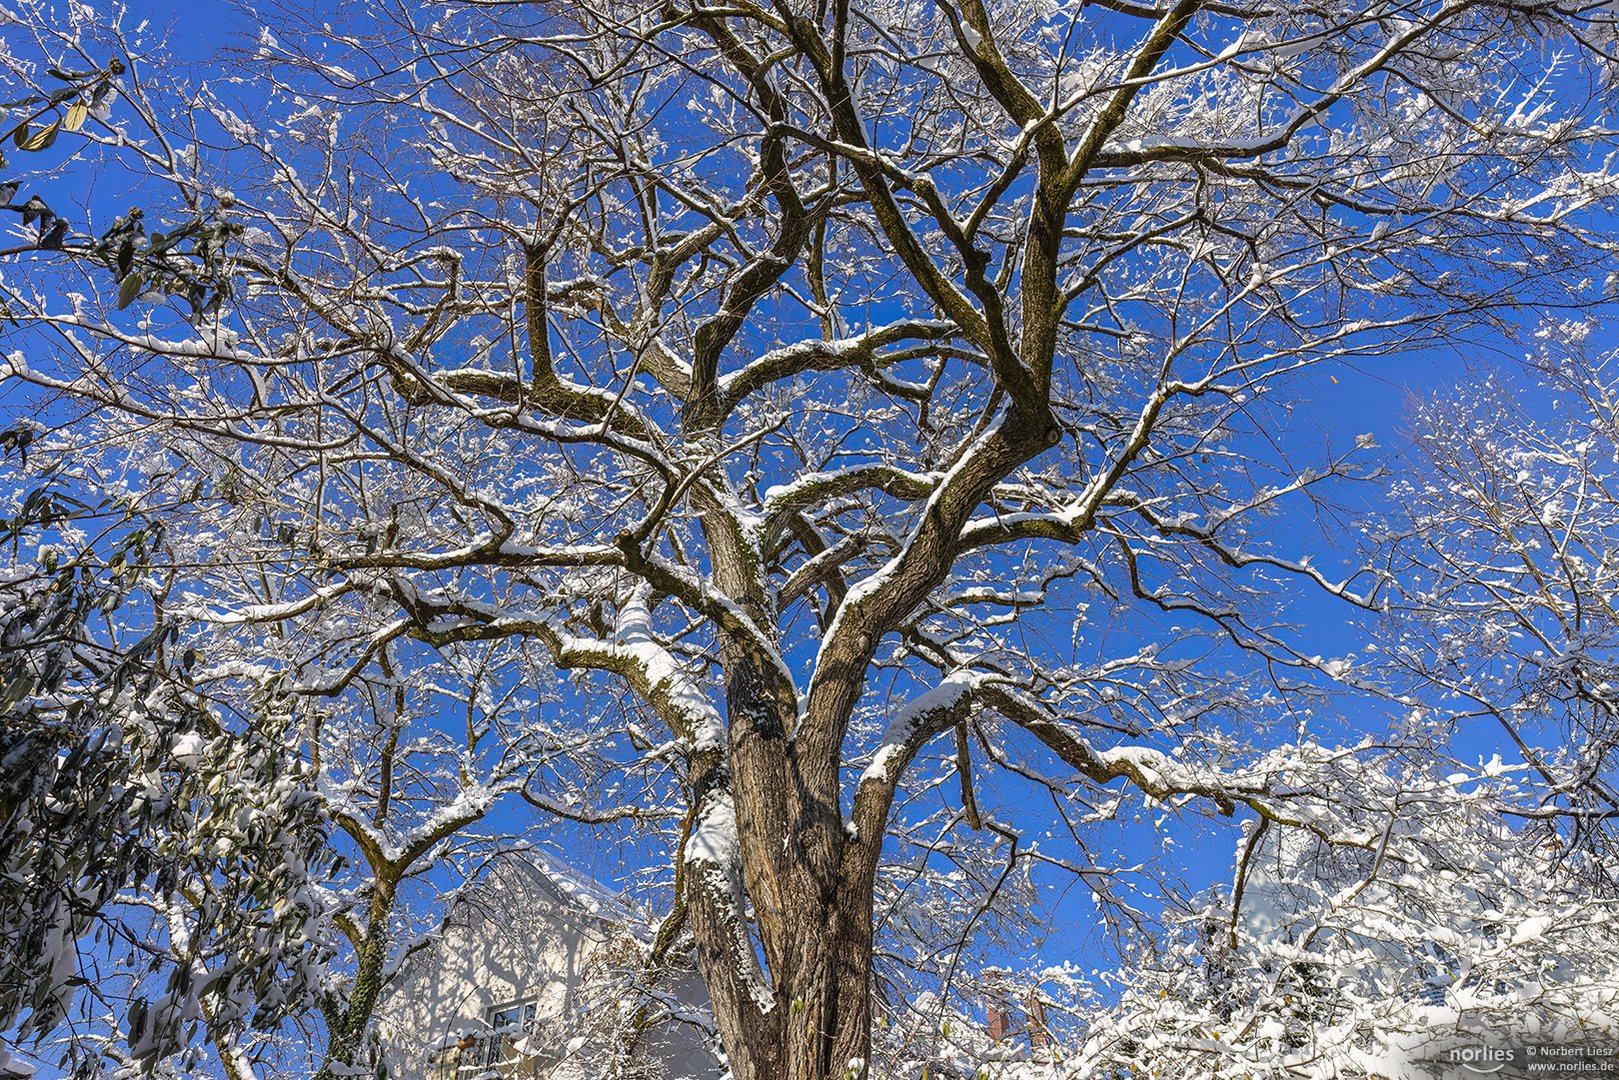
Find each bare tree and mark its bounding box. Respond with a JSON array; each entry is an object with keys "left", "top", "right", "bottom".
[
  {"left": 1387, "top": 328, "right": 1619, "bottom": 865},
  {"left": 4, "top": 0, "right": 1619, "bottom": 1075},
  {"left": 1069, "top": 750, "right": 1619, "bottom": 1080}
]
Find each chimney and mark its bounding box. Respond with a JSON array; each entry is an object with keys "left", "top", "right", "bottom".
[
  {"left": 986, "top": 1001, "right": 1013, "bottom": 1042},
  {"left": 1026, "top": 990, "right": 1050, "bottom": 1049},
  {"left": 983, "top": 968, "right": 1014, "bottom": 1042}
]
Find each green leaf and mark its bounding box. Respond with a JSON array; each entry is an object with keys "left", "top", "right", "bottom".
[
  {"left": 18, "top": 195, "right": 49, "bottom": 227},
  {"left": 19, "top": 119, "right": 60, "bottom": 152},
  {"left": 116, "top": 271, "right": 146, "bottom": 309},
  {"left": 63, "top": 102, "right": 88, "bottom": 133},
  {"left": 0, "top": 670, "right": 36, "bottom": 711}
]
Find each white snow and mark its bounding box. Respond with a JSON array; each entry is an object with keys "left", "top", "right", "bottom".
[
  {"left": 859, "top": 672, "right": 977, "bottom": 788},
  {"left": 685, "top": 790, "right": 776, "bottom": 1014},
  {"left": 612, "top": 587, "right": 726, "bottom": 753},
  {"left": 170, "top": 732, "right": 207, "bottom": 767}
]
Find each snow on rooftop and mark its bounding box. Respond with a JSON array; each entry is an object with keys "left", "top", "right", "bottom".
[{"left": 518, "top": 848, "right": 655, "bottom": 940}]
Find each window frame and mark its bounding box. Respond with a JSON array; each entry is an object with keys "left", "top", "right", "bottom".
[{"left": 479, "top": 996, "right": 540, "bottom": 1067}]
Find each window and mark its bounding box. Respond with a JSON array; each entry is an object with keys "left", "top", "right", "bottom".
[
  {"left": 425, "top": 999, "right": 538, "bottom": 1080},
  {"left": 489, "top": 999, "right": 538, "bottom": 1034},
  {"left": 478, "top": 998, "right": 539, "bottom": 1068}
]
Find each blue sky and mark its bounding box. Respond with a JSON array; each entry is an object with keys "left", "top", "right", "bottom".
[
  {"left": 74, "top": 0, "right": 1533, "bottom": 947},
  {"left": 7, "top": 1, "right": 1601, "bottom": 1071}
]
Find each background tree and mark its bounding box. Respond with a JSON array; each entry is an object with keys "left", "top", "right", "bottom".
[
  {"left": 1387, "top": 329, "right": 1619, "bottom": 868},
  {"left": 0, "top": 17, "right": 691, "bottom": 1080},
  {"left": 0, "top": 54, "right": 236, "bottom": 316},
  {"left": 0, "top": 38, "right": 327, "bottom": 1080},
  {"left": 4, "top": 0, "right": 1619, "bottom": 1077},
  {"left": 0, "top": 458, "right": 330, "bottom": 1079},
  {"left": 1063, "top": 751, "right": 1619, "bottom": 1080}
]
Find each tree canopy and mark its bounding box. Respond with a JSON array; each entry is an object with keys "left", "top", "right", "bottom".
[{"left": 2, "top": 0, "right": 1619, "bottom": 1077}]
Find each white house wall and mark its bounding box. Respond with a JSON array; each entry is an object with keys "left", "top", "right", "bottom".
[
  {"left": 376, "top": 859, "right": 719, "bottom": 1080},
  {"left": 378, "top": 861, "right": 606, "bottom": 1079}
]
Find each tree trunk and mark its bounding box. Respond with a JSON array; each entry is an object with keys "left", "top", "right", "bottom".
[
  {"left": 674, "top": 610, "right": 890, "bottom": 1080},
  {"left": 778, "top": 905, "right": 876, "bottom": 1080},
  {"left": 315, "top": 876, "right": 395, "bottom": 1080},
  {"left": 689, "top": 846, "right": 879, "bottom": 1080}
]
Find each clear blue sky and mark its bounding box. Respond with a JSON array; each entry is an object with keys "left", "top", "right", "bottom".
[
  {"left": 93, "top": 0, "right": 1518, "bottom": 954},
  {"left": 9, "top": 3, "right": 1575, "bottom": 1071}
]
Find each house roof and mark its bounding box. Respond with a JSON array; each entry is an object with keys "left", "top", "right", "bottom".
[{"left": 495, "top": 848, "right": 656, "bottom": 942}]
